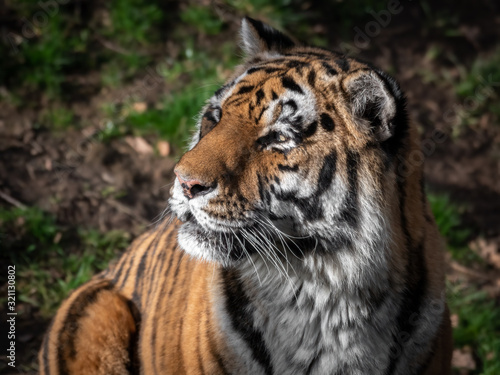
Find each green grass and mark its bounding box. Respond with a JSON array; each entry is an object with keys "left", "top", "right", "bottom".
[
  {"left": 99, "top": 0, "right": 163, "bottom": 76},
  {"left": 9, "top": 15, "right": 83, "bottom": 98},
  {"left": 428, "top": 193, "right": 482, "bottom": 264},
  {"left": 0, "top": 206, "right": 130, "bottom": 317},
  {"left": 180, "top": 5, "right": 224, "bottom": 35},
  {"left": 448, "top": 283, "right": 500, "bottom": 374},
  {"left": 2, "top": 0, "right": 163, "bottom": 100},
  {"left": 100, "top": 40, "right": 239, "bottom": 150},
  {"left": 454, "top": 48, "right": 500, "bottom": 127},
  {"left": 39, "top": 106, "right": 75, "bottom": 129},
  {"left": 428, "top": 192, "right": 500, "bottom": 372}
]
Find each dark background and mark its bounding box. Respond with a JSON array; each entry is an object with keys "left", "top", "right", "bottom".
[{"left": 0, "top": 0, "right": 499, "bottom": 373}]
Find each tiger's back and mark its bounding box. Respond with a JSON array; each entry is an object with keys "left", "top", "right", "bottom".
[
  {"left": 40, "top": 17, "right": 452, "bottom": 375},
  {"left": 40, "top": 221, "right": 239, "bottom": 374}
]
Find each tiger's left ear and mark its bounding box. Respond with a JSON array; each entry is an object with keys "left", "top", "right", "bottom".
[
  {"left": 240, "top": 17, "right": 295, "bottom": 57},
  {"left": 344, "top": 70, "right": 402, "bottom": 142}
]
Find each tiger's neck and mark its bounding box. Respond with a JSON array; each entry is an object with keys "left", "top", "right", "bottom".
[{"left": 214, "top": 200, "right": 400, "bottom": 375}]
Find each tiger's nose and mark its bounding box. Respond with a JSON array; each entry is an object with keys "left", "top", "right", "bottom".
[{"left": 174, "top": 171, "right": 214, "bottom": 199}]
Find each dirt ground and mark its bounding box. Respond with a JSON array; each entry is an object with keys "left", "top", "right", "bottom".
[{"left": 1, "top": 1, "right": 499, "bottom": 373}]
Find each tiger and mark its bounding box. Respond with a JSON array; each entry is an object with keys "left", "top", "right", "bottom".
[{"left": 39, "top": 17, "right": 453, "bottom": 375}]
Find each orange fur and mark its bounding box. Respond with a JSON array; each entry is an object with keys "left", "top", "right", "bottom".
[{"left": 40, "top": 18, "right": 452, "bottom": 375}]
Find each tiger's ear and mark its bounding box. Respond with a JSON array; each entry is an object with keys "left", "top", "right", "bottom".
[
  {"left": 344, "top": 70, "right": 402, "bottom": 142},
  {"left": 240, "top": 17, "right": 295, "bottom": 57}
]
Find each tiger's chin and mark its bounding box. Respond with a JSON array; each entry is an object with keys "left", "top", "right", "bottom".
[{"left": 177, "top": 217, "right": 248, "bottom": 267}]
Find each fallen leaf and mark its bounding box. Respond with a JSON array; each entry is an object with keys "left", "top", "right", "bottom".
[
  {"left": 452, "top": 347, "right": 476, "bottom": 370},
  {"left": 45, "top": 158, "right": 53, "bottom": 171},
  {"left": 125, "top": 136, "right": 154, "bottom": 155},
  {"left": 53, "top": 232, "right": 62, "bottom": 244},
  {"left": 132, "top": 102, "right": 147, "bottom": 113},
  {"left": 157, "top": 140, "right": 170, "bottom": 157},
  {"left": 470, "top": 238, "right": 500, "bottom": 269}
]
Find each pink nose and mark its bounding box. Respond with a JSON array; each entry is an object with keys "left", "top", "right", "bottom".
[{"left": 174, "top": 171, "right": 212, "bottom": 199}]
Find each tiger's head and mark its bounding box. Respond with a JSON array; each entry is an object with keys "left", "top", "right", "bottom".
[{"left": 170, "top": 18, "right": 411, "bottom": 267}]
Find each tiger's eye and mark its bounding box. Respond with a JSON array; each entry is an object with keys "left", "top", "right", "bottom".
[{"left": 278, "top": 134, "right": 286, "bottom": 142}]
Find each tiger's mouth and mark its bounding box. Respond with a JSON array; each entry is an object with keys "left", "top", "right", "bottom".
[
  {"left": 176, "top": 207, "right": 315, "bottom": 266},
  {"left": 178, "top": 214, "right": 261, "bottom": 264}
]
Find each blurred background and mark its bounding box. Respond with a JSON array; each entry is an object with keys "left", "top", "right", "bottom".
[{"left": 0, "top": 0, "right": 499, "bottom": 373}]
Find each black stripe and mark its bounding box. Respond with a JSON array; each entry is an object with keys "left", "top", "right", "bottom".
[
  {"left": 284, "top": 99, "right": 298, "bottom": 113},
  {"left": 278, "top": 164, "right": 299, "bottom": 172},
  {"left": 247, "top": 67, "right": 264, "bottom": 75},
  {"left": 255, "top": 89, "right": 265, "bottom": 106},
  {"left": 144, "top": 229, "right": 170, "bottom": 303},
  {"left": 304, "top": 121, "right": 318, "bottom": 138},
  {"left": 151, "top": 235, "right": 176, "bottom": 374},
  {"left": 338, "top": 151, "right": 359, "bottom": 227},
  {"left": 307, "top": 70, "right": 316, "bottom": 88},
  {"left": 225, "top": 95, "right": 248, "bottom": 108},
  {"left": 320, "top": 113, "right": 335, "bottom": 132},
  {"left": 112, "top": 233, "right": 150, "bottom": 286},
  {"left": 286, "top": 59, "right": 309, "bottom": 71},
  {"left": 248, "top": 102, "right": 255, "bottom": 119},
  {"left": 214, "top": 84, "right": 228, "bottom": 98},
  {"left": 335, "top": 57, "right": 350, "bottom": 72},
  {"left": 317, "top": 150, "right": 338, "bottom": 195},
  {"left": 222, "top": 269, "right": 273, "bottom": 375},
  {"left": 125, "top": 299, "right": 141, "bottom": 375},
  {"left": 321, "top": 62, "right": 338, "bottom": 76},
  {"left": 274, "top": 151, "right": 337, "bottom": 221},
  {"left": 57, "top": 281, "right": 114, "bottom": 375},
  {"left": 264, "top": 67, "right": 283, "bottom": 74},
  {"left": 237, "top": 85, "right": 255, "bottom": 95},
  {"left": 173, "top": 257, "right": 192, "bottom": 375},
  {"left": 133, "top": 231, "right": 162, "bottom": 308},
  {"left": 281, "top": 76, "right": 304, "bottom": 94},
  {"left": 271, "top": 91, "right": 278, "bottom": 100},
  {"left": 255, "top": 106, "right": 268, "bottom": 124},
  {"left": 159, "top": 252, "right": 188, "bottom": 371}
]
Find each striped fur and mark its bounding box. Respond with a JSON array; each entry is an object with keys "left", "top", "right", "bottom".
[{"left": 40, "top": 18, "right": 452, "bottom": 374}]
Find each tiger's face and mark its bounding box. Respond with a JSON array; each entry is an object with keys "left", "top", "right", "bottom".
[{"left": 170, "top": 18, "right": 407, "bottom": 266}]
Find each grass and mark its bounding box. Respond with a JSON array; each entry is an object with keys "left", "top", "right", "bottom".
[
  {"left": 2, "top": 0, "right": 163, "bottom": 100},
  {"left": 2, "top": 2, "right": 500, "bottom": 372},
  {"left": 428, "top": 193, "right": 482, "bottom": 264},
  {"left": 454, "top": 48, "right": 500, "bottom": 128},
  {"left": 100, "top": 39, "right": 239, "bottom": 150},
  {"left": 429, "top": 192, "right": 500, "bottom": 372},
  {"left": 99, "top": 0, "right": 163, "bottom": 76},
  {"left": 448, "top": 283, "right": 500, "bottom": 374},
  {"left": 0, "top": 206, "right": 130, "bottom": 317},
  {"left": 40, "top": 106, "right": 75, "bottom": 129},
  {"left": 180, "top": 5, "right": 224, "bottom": 35}
]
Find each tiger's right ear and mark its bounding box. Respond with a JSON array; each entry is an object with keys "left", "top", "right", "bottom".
[{"left": 240, "top": 17, "right": 295, "bottom": 57}]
